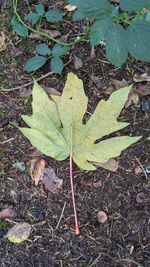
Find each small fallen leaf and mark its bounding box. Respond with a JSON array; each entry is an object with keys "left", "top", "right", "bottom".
[
  {"left": 64, "top": 4, "right": 77, "bottom": 11},
  {"left": 29, "top": 158, "right": 46, "bottom": 185},
  {"left": 41, "top": 29, "right": 61, "bottom": 38},
  {"left": 42, "top": 167, "right": 63, "bottom": 192},
  {"left": 41, "top": 85, "right": 61, "bottom": 96},
  {"left": 0, "top": 207, "right": 15, "bottom": 219},
  {"left": 95, "top": 159, "right": 118, "bottom": 172},
  {"left": 0, "top": 31, "right": 6, "bottom": 52},
  {"left": 12, "top": 161, "right": 26, "bottom": 172},
  {"left": 136, "top": 192, "right": 147, "bottom": 203},
  {"left": 97, "top": 211, "right": 107, "bottom": 224},
  {"left": 6, "top": 222, "right": 32, "bottom": 243},
  {"left": 134, "top": 85, "right": 150, "bottom": 96},
  {"left": 133, "top": 73, "right": 150, "bottom": 82},
  {"left": 73, "top": 55, "right": 83, "bottom": 70},
  {"left": 134, "top": 166, "right": 142, "bottom": 175},
  {"left": 93, "top": 180, "right": 102, "bottom": 188},
  {"left": 111, "top": 78, "right": 129, "bottom": 89},
  {"left": 125, "top": 89, "right": 139, "bottom": 108}
]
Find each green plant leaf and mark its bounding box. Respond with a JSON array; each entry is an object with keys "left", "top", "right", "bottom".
[
  {"left": 70, "top": 0, "right": 111, "bottom": 20},
  {"left": 12, "top": 17, "right": 28, "bottom": 37},
  {"left": 126, "top": 19, "right": 150, "bottom": 61},
  {"left": 35, "top": 43, "right": 51, "bottom": 56},
  {"left": 90, "top": 16, "right": 112, "bottom": 46},
  {"left": 20, "top": 73, "right": 141, "bottom": 171},
  {"left": 51, "top": 57, "right": 64, "bottom": 74},
  {"left": 52, "top": 44, "right": 69, "bottom": 57},
  {"left": 147, "top": 137, "right": 150, "bottom": 140},
  {"left": 120, "top": 0, "right": 150, "bottom": 12},
  {"left": 45, "top": 9, "right": 63, "bottom": 22},
  {"left": 24, "top": 56, "right": 47, "bottom": 72},
  {"left": 7, "top": 222, "right": 31, "bottom": 243},
  {"left": 24, "top": 12, "right": 40, "bottom": 25},
  {"left": 35, "top": 3, "right": 45, "bottom": 16},
  {"left": 106, "top": 24, "right": 128, "bottom": 67}
]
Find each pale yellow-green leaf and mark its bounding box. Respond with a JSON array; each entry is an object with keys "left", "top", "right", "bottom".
[
  {"left": 20, "top": 73, "right": 141, "bottom": 170},
  {"left": 6, "top": 222, "right": 31, "bottom": 243}
]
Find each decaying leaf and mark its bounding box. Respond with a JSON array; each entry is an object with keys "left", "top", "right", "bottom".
[
  {"left": 20, "top": 73, "right": 141, "bottom": 171},
  {"left": 134, "top": 166, "right": 142, "bottom": 175},
  {"left": 133, "top": 73, "right": 150, "bottom": 82},
  {"left": 136, "top": 192, "right": 147, "bottom": 203},
  {"left": 97, "top": 211, "right": 107, "bottom": 224},
  {"left": 29, "top": 158, "right": 46, "bottom": 185},
  {"left": 6, "top": 222, "right": 32, "bottom": 243},
  {"left": 125, "top": 89, "right": 139, "bottom": 108},
  {"left": 42, "top": 167, "right": 63, "bottom": 192},
  {"left": 134, "top": 85, "right": 150, "bottom": 96},
  {"left": 0, "top": 207, "right": 15, "bottom": 219},
  {"left": 73, "top": 55, "right": 83, "bottom": 70},
  {"left": 0, "top": 31, "right": 6, "bottom": 52},
  {"left": 41, "top": 29, "right": 61, "bottom": 38},
  {"left": 111, "top": 78, "right": 129, "bottom": 89},
  {"left": 64, "top": 4, "right": 77, "bottom": 12},
  {"left": 95, "top": 159, "right": 118, "bottom": 172},
  {"left": 41, "top": 85, "right": 61, "bottom": 96}
]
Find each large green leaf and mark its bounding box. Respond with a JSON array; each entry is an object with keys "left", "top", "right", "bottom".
[
  {"left": 24, "top": 56, "right": 46, "bottom": 72},
  {"left": 12, "top": 18, "right": 28, "bottom": 37},
  {"left": 90, "top": 16, "right": 113, "bottom": 46},
  {"left": 20, "top": 73, "right": 141, "bottom": 170},
  {"left": 106, "top": 24, "right": 128, "bottom": 67},
  {"left": 126, "top": 19, "right": 150, "bottom": 61},
  {"left": 120, "top": 0, "right": 150, "bottom": 12},
  {"left": 70, "top": 0, "right": 111, "bottom": 20}
]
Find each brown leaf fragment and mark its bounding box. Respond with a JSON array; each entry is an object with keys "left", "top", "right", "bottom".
[
  {"left": 73, "top": 55, "right": 83, "bottom": 70},
  {"left": 133, "top": 73, "right": 150, "bottom": 82},
  {"left": 134, "top": 85, "right": 150, "bottom": 96},
  {"left": 97, "top": 211, "right": 107, "bottom": 224},
  {"left": 29, "top": 158, "right": 46, "bottom": 186},
  {"left": 41, "top": 29, "right": 61, "bottom": 38},
  {"left": 136, "top": 192, "right": 147, "bottom": 203},
  {"left": 93, "top": 180, "right": 102, "bottom": 188},
  {"left": 41, "top": 85, "right": 61, "bottom": 96},
  {"left": 28, "top": 33, "right": 43, "bottom": 41},
  {"left": 42, "top": 167, "right": 63, "bottom": 192},
  {"left": 111, "top": 78, "right": 129, "bottom": 89},
  {"left": 0, "top": 31, "right": 6, "bottom": 52},
  {"left": 125, "top": 89, "right": 139, "bottom": 108},
  {"left": 0, "top": 207, "right": 15, "bottom": 219},
  {"left": 134, "top": 166, "right": 143, "bottom": 175},
  {"left": 90, "top": 46, "right": 96, "bottom": 59},
  {"left": 64, "top": 4, "right": 77, "bottom": 11},
  {"left": 95, "top": 159, "right": 118, "bottom": 172}
]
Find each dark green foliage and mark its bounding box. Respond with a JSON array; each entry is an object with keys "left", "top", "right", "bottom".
[
  {"left": 45, "top": 9, "right": 63, "bottom": 22},
  {"left": 35, "top": 44, "right": 51, "bottom": 56},
  {"left": 51, "top": 57, "right": 64, "bottom": 74},
  {"left": 24, "top": 56, "right": 47, "bottom": 72},
  {"left": 12, "top": 17, "right": 28, "bottom": 37}
]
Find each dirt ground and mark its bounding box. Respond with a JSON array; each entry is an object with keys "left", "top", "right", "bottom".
[{"left": 0, "top": 1, "right": 150, "bottom": 267}]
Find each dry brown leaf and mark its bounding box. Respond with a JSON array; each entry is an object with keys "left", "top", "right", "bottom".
[
  {"left": 97, "top": 211, "right": 107, "bottom": 224},
  {"left": 125, "top": 89, "right": 139, "bottom": 108},
  {"left": 29, "top": 158, "right": 46, "bottom": 185},
  {"left": 28, "top": 33, "right": 43, "bottom": 41},
  {"left": 136, "top": 192, "right": 147, "bottom": 203},
  {"left": 41, "top": 85, "right": 61, "bottom": 96},
  {"left": 41, "top": 29, "right": 61, "bottom": 38},
  {"left": 0, "top": 207, "right": 15, "bottom": 219},
  {"left": 93, "top": 180, "right": 102, "bottom": 188},
  {"left": 95, "top": 159, "right": 119, "bottom": 172},
  {"left": 64, "top": 4, "right": 77, "bottom": 11},
  {"left": 134, "top": 166, "right": 143, "bottom": 175},
  {"left": 111, "top": 78, "right": 129, "bottom": 89},
  {"left": 133, "top": 73, "right": 150, "bottom": 82},
  {"left": 90, "top": 46, "right": 96, "bottom": 59},
  {"left": 73, "top": 55, "right": 83, "bottom": 70},
  {"left": 0, "top": 31, "right": 6, "bottom": 52},
  {"left": 134, "top": 85, "right": 150, "bottom": 96},
  {"left": 42, "top": 167, "right": 63, "bottom": 192}
]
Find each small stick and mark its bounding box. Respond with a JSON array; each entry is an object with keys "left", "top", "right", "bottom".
[
  {"left": 2, "top": 71, "right": 53, "bottom": 92},
  {"left": 55, "top": 201, "right": 67, "bottom": 230},
  {"left": 135, "top": 156, "right": 148, "bottom": 180}
]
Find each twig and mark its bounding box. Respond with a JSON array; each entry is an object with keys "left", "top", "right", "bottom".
[
  {"left": 55, "top": 201, "right": 67, "bottom": 230},
  {"left": 135, "top": 156, "right": 148, "bottom": 180},
  {"left": 2, "top": 71, "right": 53, "bottom": 92},
  {"left": 115, "top": 258, "right": 144, "bottom": 267}
]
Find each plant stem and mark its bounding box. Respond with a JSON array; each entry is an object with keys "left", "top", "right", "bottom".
[{"left": 69, "top": 154, "right": 79, "bottom": 235}]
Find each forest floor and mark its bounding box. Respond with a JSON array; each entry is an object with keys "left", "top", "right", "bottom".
[{"left": 0, "top": 1, "right": 150, "bottom": 267}]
